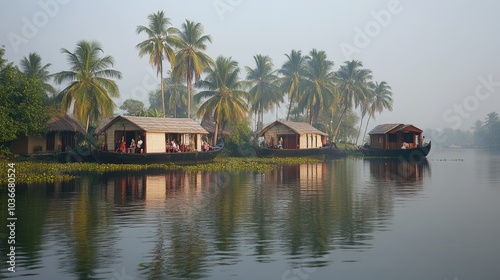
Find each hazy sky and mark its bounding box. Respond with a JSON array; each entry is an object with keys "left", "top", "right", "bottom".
[{"left": 1, "top": 0, "right": 499, "bottom": 132}]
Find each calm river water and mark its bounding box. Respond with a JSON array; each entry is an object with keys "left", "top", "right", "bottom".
[{"left": 1, "top": 148, "right": 500, "bottom": 280}]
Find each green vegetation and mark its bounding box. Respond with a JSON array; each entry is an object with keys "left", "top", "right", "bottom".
[
  {"left": 0, "top": 48, "right": 49, "bottom": 152},
  {"left": 2, "top": 10, "right": 398, "bottom": 159},
  {"left": 53, "top": 40, "right": 122, "bottom": 133},
  {"left": 136, "top": 10, "right": 179, "bottom": 117},
  {"left": 0, "top": 157, "right": 320, "bottom": 184},
  {"left": 195, "top": 56, "right": 250, "bottom": 145}
]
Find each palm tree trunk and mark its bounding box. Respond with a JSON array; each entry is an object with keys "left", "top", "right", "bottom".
[
  {"left": 213, "top": 121, "right": 219, "bottom": 146},
  {"left": 332, "top": 105, "right": 348, "bottom": 142},
  {"left": 356, "top": 113, "right": 365, "bottom": 145},
  {"left": 85, "top": 114, "right": 90, "bottom": 134},
  {"left": 187, "top": 75, "right": 191, "bottom": 119},
  {"left": 362, "top": 115, "right": 372, "bottom": 145},
  {"left": 286, "top": 92, "right": 294, "bottom": 121},
  {"left": 160, "top": 64, "right": 165, "bottom": 117}
]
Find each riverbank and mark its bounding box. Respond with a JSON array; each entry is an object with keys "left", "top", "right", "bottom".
[{"left": 0, "top": 157, "right": 321, "bottom": 185}]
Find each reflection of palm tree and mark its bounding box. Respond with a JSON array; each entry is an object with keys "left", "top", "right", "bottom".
[
  {"left": 245, "top": 54, "right": 281, "bottom": 131},
  {"left": 53, "top": 41, "right": 122, "bottom": 132},
  {"left": 195, "top": 56, "right": 249, "bottom": 145}
]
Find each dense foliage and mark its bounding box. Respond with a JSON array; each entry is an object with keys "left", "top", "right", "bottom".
[{"left": 0, "top": 48, "right": 49, "bottom": 149}]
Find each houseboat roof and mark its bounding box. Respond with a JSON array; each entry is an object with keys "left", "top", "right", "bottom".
[
  {"left": 368, "top": 123, "right": 423, "bottom": 135},
  {"left": 97, "top": 116, "right": 209, "bottom": 134},
  {"left": 258, "top": 121, "right": 328, "bottom": 137},
  {"left": 48, "top": 114, "right": 85, "bottom": 133}
]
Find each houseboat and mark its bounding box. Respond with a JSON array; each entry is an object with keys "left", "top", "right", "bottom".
[
  {"left": 361, "top": 123, "right": 431, "bottom": 160},
  {"left": 254, "top": 121, "right": 344, "bottom": 159},
  {"left": 92, "top": 116, "right": 223, "bottom": 164}
]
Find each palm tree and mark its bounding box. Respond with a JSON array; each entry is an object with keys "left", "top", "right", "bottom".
[
  {"left": 194, "top": 56, "right": 249, "bottom": 145},
  {"left": 164, "top": 69, "right": 188, "bottom": 118},
  {"left": 355, "top": 90, "right": 374, "bottom": 145},
  {"left": 53, "top": 40, "right": 122, "bottom": 132},
  {"left": 297, "top": 49, "right": 336, "bottom": 124},
  {"left": 245, "top": 54, "right": 281, "bottom": 132},
  {"left": 136, "top": 10, "right": 179, "bottom": 117},
  {"left": 362, "top": 81, "right": 393, "bottom": 143},
  {"left": 279, "top": 50, "right": 307, "bottom": 121},
  {"left": 20, "top": 52, "right": 56, "bottom": 95},
  {"left": 174, "top": 19, "right": 213, "bottom": 119},
  {"left": 332, "top": 60, "right": 372, "bottom": 142}
]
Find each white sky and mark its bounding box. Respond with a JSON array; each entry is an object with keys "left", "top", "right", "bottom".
[{"left": 1, "top": 0, "right": 500, "bottom": 132}]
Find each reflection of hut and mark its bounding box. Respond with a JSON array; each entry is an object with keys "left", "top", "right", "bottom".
[
  {"left": 96, "top": 116, "right": 208, "bottom": 153},
  {"left": 258, "top": 121, "right": 327, "bottom": 149},
  {"left": 9, "top": 114, "right": 85, "bottom": 154},
  {"left": 368, "top": 124, "right": 424, "bottom": 149}
]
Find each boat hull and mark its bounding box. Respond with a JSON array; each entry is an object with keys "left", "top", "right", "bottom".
[
  {"left": 254, "top": 143, "right": 345, "bottom": 159},
  {"left": 91, "top": 145, "right": 223, "bottom": 164},
  {"left": 361, "top": 141, "right": 431, "bottom": 161}
]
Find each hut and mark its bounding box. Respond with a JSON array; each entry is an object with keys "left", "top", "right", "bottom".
[
  {"left": 9, "top": 114, "right": 85, "bottom": 155},
  {"left": 96, "top": 116, "right": 208, "bottom": 153},
  {"left": 258, "top": 121, "right": 328, "bottom": 149},
  {"left": 368, "top": 123, "right": 424, "bottom": 150}
]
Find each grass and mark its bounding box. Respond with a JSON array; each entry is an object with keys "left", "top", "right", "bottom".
[{"left": 0, "top": 157, "right": 321, "bottom": 185}]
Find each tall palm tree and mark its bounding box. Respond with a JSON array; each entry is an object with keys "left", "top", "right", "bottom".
[
  {"left": 174, "top": 19, "right": 213, "bottom": 119},
  {"left": 136, "top": 10, "right": 178, "bottom": 117},
  {"left": 20, "top": 52, "right": 56, "bottom": 95},
  {"left": 297, "top": 49, "right": 336, "bottom": 124},
  {"left": 355, "top": 89, "right": 374, "bottom": 145},
  {"left": 362, "top": 81, "right": 393, "bottom": 143},
  {"left": 279, "top": 50, "right": 307, "bottom": 121},
  {"left": 245, "top": 54, "right": 281, "bottom": 132},
  {"left": 164, "top": 69, "right": 188, "bottom": 118},
  {"left": 53, "top": 40, "right": 122, "bottom": 133},
  {"left": 194, "top": 56, "right": 249, "bottom": 145},
  {"left": 332, "top": 60, "right": 372, "bottom": 142}
]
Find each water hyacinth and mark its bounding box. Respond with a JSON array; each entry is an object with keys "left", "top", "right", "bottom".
[{"left": 0, "top": 157, "right": 320, "bottom": 184}]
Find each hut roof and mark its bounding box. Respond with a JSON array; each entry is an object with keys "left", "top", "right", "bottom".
[
  {"left": 368, "top": 123, "right": 423, "bottom": 135},
  {"left": 258, "top": 121, "right": 328, "bottom": 136},
  {"left": 97, "top": 116, "right": 209, "bottom": 134},
  {"left": 200, "top": 118, "right": 232, "bottom": 136},
  {"left": 47, "top": 114, "right": 85, "bottom": 133}
]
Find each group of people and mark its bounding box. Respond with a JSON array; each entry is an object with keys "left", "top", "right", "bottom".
[
  {"left": 202, "top": 140, "right": 213, "bottom": 151},
  {"left": 115, "top": 136, "right": 143, "bottom": 153},
  {"left": 167, "top": 139, "right": 181, "bottom": 153}
]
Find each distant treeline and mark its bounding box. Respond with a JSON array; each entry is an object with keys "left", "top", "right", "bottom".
[{"left": 425, "top": 112, "right": 500, "bottom": 148}]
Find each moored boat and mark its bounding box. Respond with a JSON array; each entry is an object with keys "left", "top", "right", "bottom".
[
  {"left": 92, "top": 115, "right": 223, "bottom": 164},
  {"left": 92, "top": 142, "right": 224, "bottom": 164},
  {"left": 253, "top": 120, "right": 344, "bottom": 159},
  {"left": 360, "top": 123, "right": 431, "bottom": 161}
]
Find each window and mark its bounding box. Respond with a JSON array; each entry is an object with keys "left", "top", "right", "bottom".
[{"left": 388, "top": 133, "right": 397, "bottom": 142}]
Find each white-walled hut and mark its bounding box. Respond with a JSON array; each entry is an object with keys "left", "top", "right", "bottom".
[
  {"left": 96, "top": 116, "right": 209, "bottom": 153},
  {"left": 258, "top": 121, "right": 328, "bottom": 149}
]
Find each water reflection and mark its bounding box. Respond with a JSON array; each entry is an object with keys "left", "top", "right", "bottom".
[{"left": 0, "top": 160, "right": 429, "bottom": 279}]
